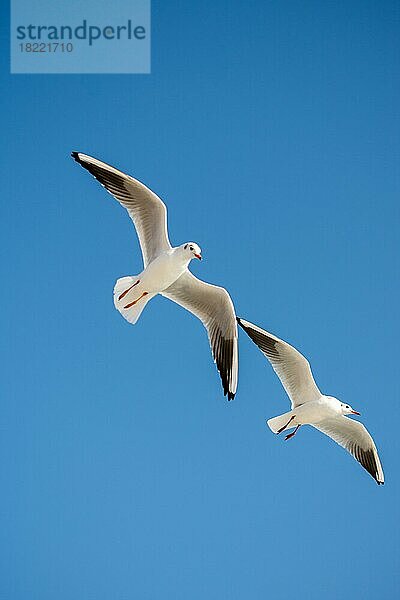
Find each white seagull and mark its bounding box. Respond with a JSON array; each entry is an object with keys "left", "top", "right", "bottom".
[
  {"left": 237, "top": 318, "right": 384, "bottom": 484},
  {"left": 72, "top": 152, "right": 238, "bottom": 400}
]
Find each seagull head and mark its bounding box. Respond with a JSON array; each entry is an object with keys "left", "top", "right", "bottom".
[
  {"left": 341, "top": 402, "right": 361, "bottom": 416},
  {"left": 182, "top": 242, "right": 202, "bottom": 261}
]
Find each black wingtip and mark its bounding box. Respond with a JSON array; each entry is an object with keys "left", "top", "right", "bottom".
[
  {"left": 223, "top": 387, "right": 235, "bottom": 401},
  {"left": 71, "top": 151, "right": 80, "bottom": 161},
  {"left": 236, "top": 317, "right": 246, "bottom": 330}
]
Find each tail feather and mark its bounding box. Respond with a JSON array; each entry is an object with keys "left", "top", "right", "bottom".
[
  {"left": 267, "top": 410, "right": 296, "bottom": 433},
  {"left": 113, "top": 276, "right": 155, "bottom": 325}
]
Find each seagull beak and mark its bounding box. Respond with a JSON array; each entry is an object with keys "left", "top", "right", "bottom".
[
  {"left": 351, "top": 410, "right": 361, "bottom": 415},
  {"left": 194, "top": 253, "right": 202, "bottom": 260}
]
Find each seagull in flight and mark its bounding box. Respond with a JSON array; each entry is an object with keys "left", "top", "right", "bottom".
[
  {"left": 237, "top": 318, "right": 384, "bottom": 484},
  {"left": 71, "top": 152, "right": 238, "bottom": 400}
]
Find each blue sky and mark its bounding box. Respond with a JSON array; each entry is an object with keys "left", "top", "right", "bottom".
[{"left": 1, "top": 1, "right": 399, "bottom": 598}]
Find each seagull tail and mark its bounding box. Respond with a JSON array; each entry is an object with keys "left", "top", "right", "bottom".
[
  {"left": 267, "top": 411, "right": 296, "bottom": 434},
  {"left": 113, "top": 276, "right": 155, "bottom": 325}
]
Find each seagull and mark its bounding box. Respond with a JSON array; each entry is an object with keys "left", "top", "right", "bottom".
[
  {"left": 237, "top": 318, "right": 384, "bottom": 484},
  {"left": 71, "top": 152, "right": 238, "bottom": 400}
]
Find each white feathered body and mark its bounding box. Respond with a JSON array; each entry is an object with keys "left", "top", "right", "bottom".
[
  {"left": 267, "top": 396, "right": 341, "bottom": 433},
  {"left": 114, "top": 249, "right": 190, "bottom": 324}
]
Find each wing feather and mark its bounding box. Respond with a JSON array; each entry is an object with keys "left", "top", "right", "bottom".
[
  {"left": 313, "top": 417, "right": 384, "bottom": 484},
  {"left": 72, "top": 152, "right": 171, "bottom": 267},
  {"left": 237, "top": 318, "right": 320, "bottom": 407},
  {"left": 162, "top": 272, "right": 238, "bottom": 400}
]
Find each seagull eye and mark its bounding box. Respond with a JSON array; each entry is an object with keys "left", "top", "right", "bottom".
[{"left": 190, "top": 246, "right": 193, "bottom": 251}]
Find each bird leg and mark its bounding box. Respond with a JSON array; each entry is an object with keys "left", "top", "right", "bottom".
[
  {"left": 285, "top": 425, "right": 301, "bottom": 441},
  {"left": 118, "top": 279, "right": 140, "bottom": 301},
  {"left": 277, "top": 415, "right": 296, "bottom": 434},
  {"left": 124, "top": 291, "right": 148, "bottom": 309}
]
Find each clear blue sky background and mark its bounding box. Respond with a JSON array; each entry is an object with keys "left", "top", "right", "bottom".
[{"left": 1, "top": 1, "right": 399, "bottom": 598}]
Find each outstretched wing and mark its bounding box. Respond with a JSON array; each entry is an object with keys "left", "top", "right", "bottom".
[
  {"left": 162, "top": 271, "right": 238, "bottom": 400},
  {"left": 237, "top": 318, "right": 321, "bottom": 407},
  {"left": 72, "top": 152, "right": 171, "bottom": 267},
  {"left": 313, "top": 417, "right": 384, "bottom": 485}
]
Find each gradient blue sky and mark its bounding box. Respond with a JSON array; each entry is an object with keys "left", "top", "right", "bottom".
[{"left": 1, "top": 1, "right": 399, "bottom": 598}]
